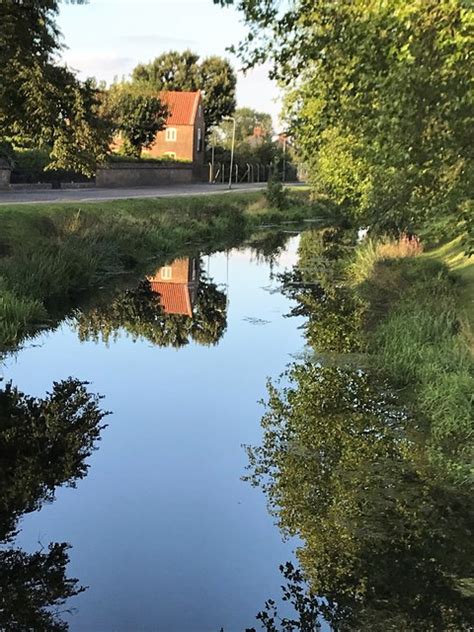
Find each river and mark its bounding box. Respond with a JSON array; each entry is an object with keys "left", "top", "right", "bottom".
[{"left": 2, "top": 234, "right": 305, "bottom": 631}]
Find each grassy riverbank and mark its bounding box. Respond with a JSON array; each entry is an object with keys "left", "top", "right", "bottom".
[
  {"left": 0, "top": 189, "right": 329, "bottom": 349},
  {"left": 351, "top": 236, "right": 474, "bottom": 480}
]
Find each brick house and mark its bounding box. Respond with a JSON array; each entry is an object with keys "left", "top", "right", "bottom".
[
  {"left": 147, "top": 258, "right": 199, "bottom": 317},
  {"left": 145, "top": 91, "right": 205, "bottom": 166}
]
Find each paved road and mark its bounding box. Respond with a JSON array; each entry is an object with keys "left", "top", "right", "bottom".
[{"left": 0, "top": 182, "right": 273, "bottom": 205}]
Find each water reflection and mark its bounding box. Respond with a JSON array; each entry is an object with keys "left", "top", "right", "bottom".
[
  {"left": 0, "top": 378, "right": 107, "bottom": 629},
  {"left": 246, "top": 229, "right": 474, "bottom": 631},
  {"left": 74, "top": 257, "right": 228, "bottom": 348}
]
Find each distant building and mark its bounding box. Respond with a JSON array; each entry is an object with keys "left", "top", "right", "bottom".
[
  {"left": 147, "top": 258, "right": 199, "bottom": 317},
  {"left": 246, "top": 126, "right": 268, "bottom": 149},
  {"left": 145, "top": 91, "right": 205, "bottom": 166}
]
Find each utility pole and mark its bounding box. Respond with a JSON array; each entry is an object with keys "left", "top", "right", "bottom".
[{"left": 226, "top": 116, "right": 236, "bottom": 190}]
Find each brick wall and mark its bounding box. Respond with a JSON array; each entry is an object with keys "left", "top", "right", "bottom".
[
  {"left": 96, "top": 163, "right": 195, "bottom": 188},
  {"left": 147, "top": 125, "right": 195, "bottom": 161}
]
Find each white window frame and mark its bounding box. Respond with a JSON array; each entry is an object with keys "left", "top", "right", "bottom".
[
  {"left": 161, "top": 266, "right": 172, "bottom": 280},
  {"left": 165, "top": 128, "right": 177, "bottom": 142},
  {"left": 197, "top": 127, "right": 203, "bottom": 152}
]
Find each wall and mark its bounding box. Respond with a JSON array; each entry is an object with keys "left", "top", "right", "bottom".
[{"left": 96, "top": 162, "right": 195, "bottom": 188}]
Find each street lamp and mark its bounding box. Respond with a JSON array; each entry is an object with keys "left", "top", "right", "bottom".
[{"left": 224, "top": 116, "right": 236, "bottom": 190}]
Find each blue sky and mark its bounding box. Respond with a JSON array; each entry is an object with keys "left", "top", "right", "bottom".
[{"left": 57, "top": 0, "right": 282, "bottom": 127}]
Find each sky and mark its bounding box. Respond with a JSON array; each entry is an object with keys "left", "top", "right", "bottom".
[{"left": 57, "top": 0, "right": 283, "bottom": 128}]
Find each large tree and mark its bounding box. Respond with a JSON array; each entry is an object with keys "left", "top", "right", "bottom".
[
  {"left": 0, "top": 0, "right": 110, "bottom": 175},
  {"left": 101, "top": 85, "right": 168, "bottom": 158},
  {"left": 215, "top": 0, "right": 473, "bottom": 237},
  {"left": 131, "top": 50, "right": 237, "bottom": 131}
]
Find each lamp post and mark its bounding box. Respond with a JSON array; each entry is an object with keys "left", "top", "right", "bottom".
[{"left": 225, "top": 116, "right": 236, "bottom": 190}]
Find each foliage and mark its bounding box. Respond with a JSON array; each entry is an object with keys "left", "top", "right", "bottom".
[
  {"left": 245, "top": 562, "right": 325, "bottom": 632},
  {"left": 217, "top": 107, "right": 274, "bottom": 148},
  {"left": 280, "top": 228, "right": 364, "bottom": 353},
  {"left": 0, "top": 1, "right": 110, "bottom": 175},
  {"left": 131, "top": 50, "right": 237, "bottom": 131},
  {"left": 265, "top": 168, "right": 288, "bottom": 211},
  {"left": 246, "top": 362, "right": 474, "bottom": 630},
  {"left": 0, "top": 378, "right": 108, "bottom": 540},
  {"left": 0, "top": 543, "right": 85, "bottom": 632},
  {"left": 102, "top": 86, "right": 167, "bottom": 158},
  {"left": 0, "top": 376, "right": 107, "bottom": 628},
  {"left": 75, "top": 275, "right": 228, "bottom": 348},
  {"left": 215, "top": 0, "right": 473, "bottom": 239}
]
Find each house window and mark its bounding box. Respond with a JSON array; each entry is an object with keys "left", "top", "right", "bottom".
[
  {"left": 165, "top": 128, "right": 177, "bottom": 142},
  {"left": 161, "top": 266, "right": 172, "bottom": 280},
  {"left": 197, "top": 127, "right": 203, "bottom": 152}
]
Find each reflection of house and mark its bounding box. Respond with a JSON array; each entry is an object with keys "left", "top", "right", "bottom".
[
  {"left": 146, "top": 91, "right": 205, "bottom": 165},
  {"left": 147, "top": 258, "right": 199, "bottom": 317}
]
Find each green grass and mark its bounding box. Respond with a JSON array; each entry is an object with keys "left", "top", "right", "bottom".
[
  {"left": 354, "top": 240, "right": 474, "bottom": 482},
  {"left": 422, "top": 235, "right": 474, "bottom": 335}
]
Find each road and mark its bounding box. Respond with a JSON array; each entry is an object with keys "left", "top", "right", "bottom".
[{"left": 0, "top": 182, "right": 273, "bottom": 205}]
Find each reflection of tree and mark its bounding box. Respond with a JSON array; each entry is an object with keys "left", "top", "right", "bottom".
[
  {"left": 246, "top": 364, "right": 474, "bottom": 630},
  {"left": 246, "top": 230, "right": 293, "bottom": 265},
  {"left": 75, "top": 276, "right": 227, "bottom": 348},
  {"left": 279, "top": 228, "right": 365, "bottom": 354},
  {"left": 246, "top": 228, "right": 474, "bottom": 631},
  {"left": 0, "top": 543, "right": 84, "bottom": 632},
  {"left": 0, "top": 378, "right": 108, "bottom": 629}
]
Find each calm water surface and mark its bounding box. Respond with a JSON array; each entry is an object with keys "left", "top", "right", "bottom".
[{"left": 4, "top": 236, "right": 305, "bottom": 631}]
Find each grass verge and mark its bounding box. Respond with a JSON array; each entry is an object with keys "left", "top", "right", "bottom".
[{"left": 351, "top": 237, "right": 473, "bottom": 482}]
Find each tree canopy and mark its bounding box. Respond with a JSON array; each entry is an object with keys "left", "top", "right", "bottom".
[
  {"left": 0, "top": 0, "right": 109, "bottom": 175},
  {"left": 101, "top": 85, "right": 168, "bottom": 158},
  {"left": 215, "top": 0, "right": 473, "bottom": 237},
  {"left": 131, "top": 50, "right": 237, "bottom": 131}
]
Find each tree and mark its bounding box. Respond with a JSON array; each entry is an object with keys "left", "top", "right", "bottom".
[
  {"left": 131, "top": 50, "right": 237, "bottom": 131},
  {"left": 0, "top": 376, "right": 108, "bottom": 629},
  {"left": 0, "top": 378, "right": 108, "bottom": 540},
  {"left": 218, "top": 107, "right": 274, "bottom": 148},
  {"left": 0, "top": 0, "right": 110, "bottom": 175},
  {"left": 215, "top": 0, "right": 473, "bottom": 238},
  {"left": 102, "top": 86, "right": 168, "bottom": 158}
]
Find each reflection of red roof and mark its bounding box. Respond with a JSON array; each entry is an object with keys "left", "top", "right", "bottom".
[
  {"left": 160, "top": 91, "right": 200, "bottom": 126},
  {"left": 149, "top": 282, "right": 192, "bottom": 317}
]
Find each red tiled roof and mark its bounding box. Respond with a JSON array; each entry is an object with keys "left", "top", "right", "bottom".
[
  {"left": 160, "top": 91, "right": 201, "bottom": 126},
  {"left": 149, "top": 282, "right": 193, "bottom": 317}
]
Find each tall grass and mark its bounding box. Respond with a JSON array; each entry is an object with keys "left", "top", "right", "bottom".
[
  {"left": 355, "top": 245, "right": 474, "bottom": 482},
  {"left": 0, "top": 289, "right": 46, "bottom": 349}
]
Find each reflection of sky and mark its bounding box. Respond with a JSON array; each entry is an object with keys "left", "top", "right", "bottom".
[{"left": 6, "top": 237, "right": 309, "bottom": 631}]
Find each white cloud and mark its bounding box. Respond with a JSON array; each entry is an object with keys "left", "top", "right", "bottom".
[{"left": 61, "top": 52, "right": 137, "bottom": 83}]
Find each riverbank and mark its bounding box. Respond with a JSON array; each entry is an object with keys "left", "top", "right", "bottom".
[
  {"left": 351, "top": 236, "right": 474, "bottom": 481},
  {"left": 0, "top": 189, "right": 330, "bottom": 349}
]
